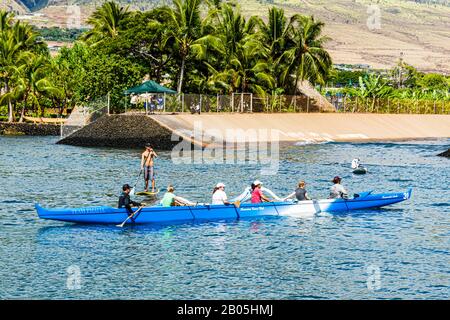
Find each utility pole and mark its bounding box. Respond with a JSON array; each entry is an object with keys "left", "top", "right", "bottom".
[{"left": 398, "top": 52, "right": 404, "bottom": 89}]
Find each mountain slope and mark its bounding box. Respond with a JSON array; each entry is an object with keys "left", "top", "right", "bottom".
[{"left": 8, "top": 0, "right": 450, "bottom": 73}]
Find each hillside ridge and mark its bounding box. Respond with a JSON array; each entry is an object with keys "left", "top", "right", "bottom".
[{"left": 5, "top": 0, "right": 450, "bottom": 73}]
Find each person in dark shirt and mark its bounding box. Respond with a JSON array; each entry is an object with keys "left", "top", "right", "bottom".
[
  {"left": 283, "top": 181, "right": 311, "bottom": 201},
  {"left": 118, "top": 184, "right": 142, "bottom": 216}
]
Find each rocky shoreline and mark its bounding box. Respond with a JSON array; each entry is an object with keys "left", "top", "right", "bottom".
[
  {"left": 57, "top": 114, "right": 182, "bottom": 149},
  {"left": 0, "top": 122, "right": 60, "bottom": 136},
  {"left": 437, "top": 149, "right": 450, "bottom": 158}
]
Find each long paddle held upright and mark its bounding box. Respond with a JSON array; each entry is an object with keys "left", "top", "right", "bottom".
[{"left": 130, "top": 169, "right": 143, "bottom": 197}]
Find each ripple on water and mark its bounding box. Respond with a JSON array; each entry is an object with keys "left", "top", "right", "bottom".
[{"left": 0, "top": 136, "right": 449, "bottom": 299}]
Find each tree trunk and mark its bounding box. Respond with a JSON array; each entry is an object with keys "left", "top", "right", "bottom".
[
  {"left": 5, "top": 82, "right": 14, "bottom": 123},
  {"left": 19, "top": 94, "right": 29, "bottom": 123},
  {"left": 293, "top": 63, "right": 301, "bottom": 96},
  {"left": 177, "top": 57, "right": 186, "bottom": 94},
  {"left": 19, "top": 105, "right": 26, "bottom": 123}
]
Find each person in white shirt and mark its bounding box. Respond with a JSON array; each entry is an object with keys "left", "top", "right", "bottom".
[
  {"left": 351, "top": 158, "right": 361, "bottom": 169},
  {"left": 212, "top": 182, "right": 229, "bottom": 205},
  {"left": 329, "top": 176, "right": 349, "bottom": 199}
]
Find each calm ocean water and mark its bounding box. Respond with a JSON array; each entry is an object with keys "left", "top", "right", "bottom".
[{"left": 0, "top": 136, "right": 448, "bottom": 299}]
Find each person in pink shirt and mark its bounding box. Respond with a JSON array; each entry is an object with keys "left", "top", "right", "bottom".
[{"left": 251, "top": 180, "right": 271, "bottom": 203}]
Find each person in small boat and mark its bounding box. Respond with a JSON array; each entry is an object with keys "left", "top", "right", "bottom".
[
  {"left": 329, "top": 176, "right": 349, "bottom": 199},
  {"left": 161, "top": 185, "right": 177, "bottom": 207},
  {"left": 351, "top": 158, "right": 361, "bottom": 169},
  {"left": 284, "top": 181, "right": 311, "bottom": 201},
  {"left": 251, "top": 180, "right": 271, "bottom": 203},
  {"left": 141, "top": 143, "right": 158, "bottom": 192},
  {"left": 118, "top": 184, "right": 142, "bottom": 216},
  {"left": 212, "top": 182, "right": 230, "bottom": 205}
]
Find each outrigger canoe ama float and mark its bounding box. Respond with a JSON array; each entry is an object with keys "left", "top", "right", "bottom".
[{"left": 35, "top": 189, "right": 412, "bottom": 225}]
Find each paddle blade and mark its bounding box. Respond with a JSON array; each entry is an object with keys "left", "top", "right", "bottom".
[
  {"left": 130, "top": 187, "right": 136, "bottom": 197},
  {"left": 234, "top": 200, "right": 241, "bottom": 208}
]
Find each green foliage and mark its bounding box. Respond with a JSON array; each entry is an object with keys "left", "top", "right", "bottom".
[
  {"left": 81, "top": 1, "right": 131, "bottom": 46},
  {"left": 75, "top": 0, "right": 333, "bottom": 96},
  {"left": 0, "top": 9, "right": 55, "bottom": 122},
  {"left": 326, "top": 60, "right": 449, "bottom": 106},
  {"left": 35, "top": 27, "right": 86, "bottom": 42},
  {"left": 328, "top": 69, "right": 368, "bottom": 87},
  {"left": 419, "top": 73, "right": 448, "bottom": 91},
  {"left": 2, "top": 1, "right": 448, "bottom": 120},
  {"left": 78, "top": 52, "right": 144, "bottom": 112}
]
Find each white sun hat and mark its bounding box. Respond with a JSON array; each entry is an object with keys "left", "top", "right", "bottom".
[
  {"left": 253, "top": 180, "right": 262, "bottom": 186},
  {"left": 216, "top": 182, "right": 226, "bottom": 188}
]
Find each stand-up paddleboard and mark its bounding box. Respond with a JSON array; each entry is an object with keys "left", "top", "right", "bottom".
[
  {"left": 136, "top": 189, "right": 160, "bottom": 197},
  {"left": 353, "top": 167, "right": 368, "bottom": 174}
]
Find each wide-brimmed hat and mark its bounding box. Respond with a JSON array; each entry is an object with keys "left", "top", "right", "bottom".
[{"left": 216, "top": 182, "right": 225, "bottom": 188}]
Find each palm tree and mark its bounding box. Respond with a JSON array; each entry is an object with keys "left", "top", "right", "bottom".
[
  {"left": 203, "top": 3, "right": 275, "bottom": 95},
  {"left": 212, "top": 3, "right": 259, "bottom": 67},
  {"left": 258, "top": 7, "right": 296, "bottom": 90},
  {"left": 0, "top": 23, "right": 21, "bottom": 122},
  {"left": 280, "top": 15, "right": 332, "bottom": 94},
  {"left": 0, "top": 9, "right": 12, "bottom": 33},
  {"left": 82, "top": 1, "right": 131, "bottom": 46},
  {"left": 259, "top": 7, "right": 291, "bottom": 59},
  {"left": 216, "top": 38, "right": 274, "bottom": 94},
  {"left": 20, "top": 54, "right": 62, "bottom": 120},
  {"left": 154, "top": 0, "right": 209, "bottom": 93},
  {"left": 0, "top": 10, "right": 47, "bottom": 122},
  {"left": 2, "top": 53, "right": 61, "bottom": 121}
]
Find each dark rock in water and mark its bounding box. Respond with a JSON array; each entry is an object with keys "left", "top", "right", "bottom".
[
  {"left": 437, "top": 149, "right": 450, "bottom": 158},
  {"left": 58, "top": 114, "right": 187, "bottom": 150},
  {"left": 0, "top": 122, "right": 59, "bottom": 136}
]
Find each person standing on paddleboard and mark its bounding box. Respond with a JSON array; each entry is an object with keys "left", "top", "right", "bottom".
[
  {"left": 351, "top": 158, "right": 361, "bottom": 169},
  {"left": 141, "top": 144, "right": 158, "bottom": 192}
]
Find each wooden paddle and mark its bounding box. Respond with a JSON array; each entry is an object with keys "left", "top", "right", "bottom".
[{"left": 116, "top": 205, "right": 145, "bottom": 228}]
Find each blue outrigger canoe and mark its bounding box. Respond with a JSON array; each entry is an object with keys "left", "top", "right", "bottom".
[{"left": 35, "top": 189, "right": 412, "bottom": 225}]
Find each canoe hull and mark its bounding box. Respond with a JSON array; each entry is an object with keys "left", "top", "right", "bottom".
[{"left": 35, "top": 189, "right": 412, "bottom": 225}]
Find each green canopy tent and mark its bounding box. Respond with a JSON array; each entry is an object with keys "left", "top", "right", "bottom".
[
  {"left": 124, "top": 80, "right": 177, "bottom": 95},
  {"left": 124, "top": 80, "right": 177, "bottom": 113}
]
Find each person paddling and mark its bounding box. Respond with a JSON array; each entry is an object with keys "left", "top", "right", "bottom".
[
  {"left": 329, "top": 176, "right": 349, "bottom": 199},
  {"left": 251, "top": 180, "right": 271, "bottom": 203},
  {"left": 161, "top": 185, "right": 177, "bottom": 207},
  {"left": 212, "top": 183, "right": 230, "bottom": 205},
  {"left": 141, "top": 143, "right": 158, "bottom": 192},
  {"left": 284, "top": 181, "right": 311, "bottom": 201},
  {"left": 118, "top": 184, "right": 142, "bottom": 217},
  {"left": 351, "top": 158, "right": 361, "bottom": 169}
]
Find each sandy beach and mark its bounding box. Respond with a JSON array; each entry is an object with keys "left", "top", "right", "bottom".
[{"left": 149, "top": 113, "right": 450, "bottom": 144}]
